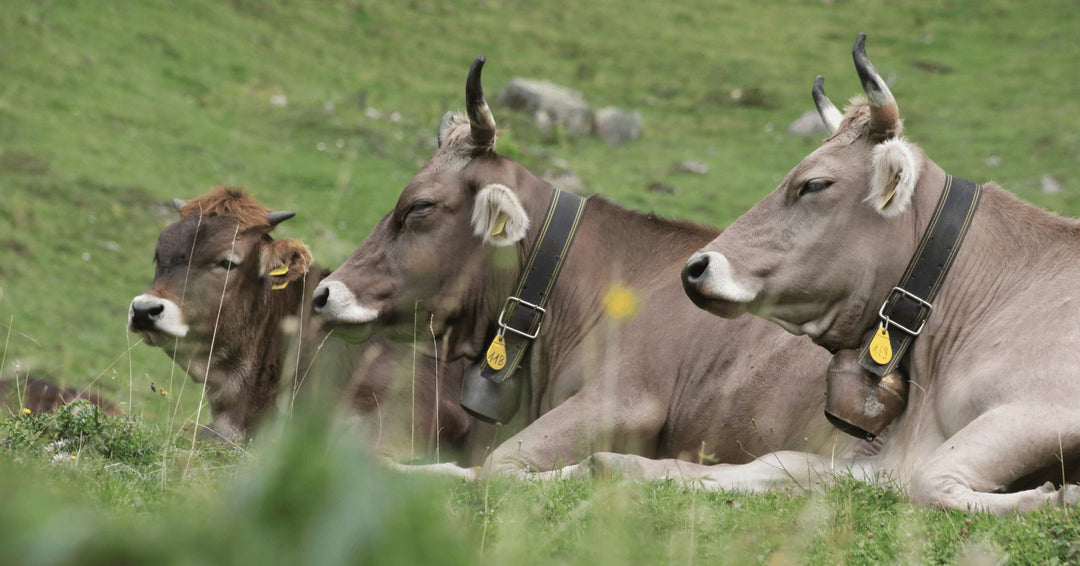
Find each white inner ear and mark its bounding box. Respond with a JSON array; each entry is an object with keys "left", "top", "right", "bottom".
[
  {"left": 866, "top": 138, "right": 919, "bottom": 218},
  {"left": 472, "top": 183, "right": 530, "bottom": 246}
]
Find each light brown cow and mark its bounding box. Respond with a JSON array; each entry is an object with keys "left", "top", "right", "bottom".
[
  {"left": 312, "top": 57, "right": 865, "bottom": 478},
  {"left": 128, "top": 187, "right": 485, "bottom": 461},
  {"left": 677, "top": 34, "right": 1080, "bottom": 514}
]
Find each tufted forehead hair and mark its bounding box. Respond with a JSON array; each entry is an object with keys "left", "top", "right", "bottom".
[
  {"left": 438, "top": 112, "right": 498, "bottom": 154},
  {"left": 827, "top": 96, "right": 904, "bottom": 146},
  {"left": 178, "top": 187, "right": 272, "bottom": 231}
]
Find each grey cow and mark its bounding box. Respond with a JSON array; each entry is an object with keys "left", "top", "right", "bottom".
[
  {"left": 678, "top": 34, "right": 1080, "bottom": 514},
  {"left": 312, "top": 57, "right": 864, "bottom": 478}
]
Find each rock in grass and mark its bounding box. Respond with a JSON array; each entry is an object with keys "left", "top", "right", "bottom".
[
  {"left": 497, "top": 78, "right": 594, "bottom": 136},
  {"left": 593, "top": 107, "right": 643, "bottom": 145}
]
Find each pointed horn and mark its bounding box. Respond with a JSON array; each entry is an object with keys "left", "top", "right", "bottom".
[
  {"left": 812, "top": 76, "right": 842, "bottom": 134},
  {"left": 267, "top": 211, "right": 296, "bottom": 226},
  {"left": 171, "top": 198, "right": 186, "bottom": 212},
  {"left": 466, "top": 56, "right": 496, "bottom": 150},
  {"left": 852, "top": 33, "right": 900, "bottom": 138}
]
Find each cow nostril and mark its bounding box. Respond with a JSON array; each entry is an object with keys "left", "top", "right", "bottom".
[
  {"left": 683, "top": 254, "right": 710, "bottom": 284},
  {"left": 313, "top": 286, "right": 330, "bottom": 311},
  {"left": 147, "top": 304, "right": 164, "bottom": 317}
]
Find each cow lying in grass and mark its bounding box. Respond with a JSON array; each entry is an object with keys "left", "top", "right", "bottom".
[
  {"left": 312, "top": 57, "right": 870, "bottom": 478},
  {"left": 128, "top": 188, "right": 488, "bottom": 462},
  {"left": 676, "top": 34, "right": 1080, "bottom": 514},
  {"left": 0, "top": 376, "right": 121, "bottom": 416}
]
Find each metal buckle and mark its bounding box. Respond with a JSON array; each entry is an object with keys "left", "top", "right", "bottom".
[
  {"left": 497, "top": 296, "right": 546, "bottom": 339},
  {"left": 878, "top": 286, "right": 933, "bottom": 336}
]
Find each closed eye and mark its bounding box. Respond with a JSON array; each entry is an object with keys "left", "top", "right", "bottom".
[
  {"left": 405, "top": 199, "right": 435, "bottom": 219},
  {"left": 797, "top": 178, "right": 833, "bottom": 198},
  {"left": 218, "top": 258, "right": 240, "bottom": 271}
]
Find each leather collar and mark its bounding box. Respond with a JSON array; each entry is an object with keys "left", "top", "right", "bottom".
[
  {"left": 857, "top": 174, "right": 982, "bottom": 376},
  {"left": 478, "top": 189, "right": 587, "bottom": 384}
]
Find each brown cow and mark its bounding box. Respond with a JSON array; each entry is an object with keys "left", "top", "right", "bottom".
[
  {"left": 312, "top": 57, "right": 865, "bottom": 478},
  {"left": 128, "top": 187, "right": 486, "bottom": 461},
  {"left": 0, "top": 376, "right": 121, "bottom": 416},
  {"left": 679, "top": 34, "right": 1080, "bottom": 514}
]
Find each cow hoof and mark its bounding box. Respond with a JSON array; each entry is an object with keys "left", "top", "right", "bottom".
[
  {"left": 1056, "top": 483, "right": 1080, "bottom": 508},
  {"left": 583, "top": 452, "right": 645, "bottom": 480}
]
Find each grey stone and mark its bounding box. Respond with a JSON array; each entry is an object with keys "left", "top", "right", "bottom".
[
  {"left": 593, "top": 106, "right": 643, "bottom": 145},
  {"left": 673, "top": 160, "right": 709, "bottom": 175},
  {"left": 787, "top": 110, "right": 829, "bottom": 136},
  {"left": 1041, "top": 174, "right": 1062, "bottom": 194},
  {"left": 497, "top": 78, "right": 594, "bottom": 136}
]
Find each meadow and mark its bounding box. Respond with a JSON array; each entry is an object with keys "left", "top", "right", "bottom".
[{"left": 1, "top": 0, "right": 1079, "bottom": 563}]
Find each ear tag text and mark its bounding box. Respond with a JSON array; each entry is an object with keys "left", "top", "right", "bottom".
[
  {"left": 491, "top": 213, "right": 508, "bottom": 237},
  {"left": 485, "top": 333, "right": 507, "bottom": 370},
  {"left": 868, "top": 324, "right": 893, "bottom": 365}
]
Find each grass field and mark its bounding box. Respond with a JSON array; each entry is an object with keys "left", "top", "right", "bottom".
[{"left": 2, "top": 0, "right": 1080, "bottom": 563}]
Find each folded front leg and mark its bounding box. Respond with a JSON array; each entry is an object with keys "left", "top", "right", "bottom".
[
  {"left": 483, "top": 392, "right": 668, "bottom": 475},
  {"left": 908, "top": 404, "right": 1080, "bottom": 514}
]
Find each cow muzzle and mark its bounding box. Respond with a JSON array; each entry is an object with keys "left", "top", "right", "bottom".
[
  {"left": 682, "top": 252, "right": 758, "bottom": 316},
  {"left": 823, "top": 349, "right": 907, "bottom": 440},
  {"left": 312, "top": 281, "right": 379, "bottom": 328},
  {"left": 128, "top": 294, "right": 189, "bottom": 339}
]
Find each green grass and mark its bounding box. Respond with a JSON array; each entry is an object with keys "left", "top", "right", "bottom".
[{"left": 2, "top": 0, "right": 1080, "bottom": 563}]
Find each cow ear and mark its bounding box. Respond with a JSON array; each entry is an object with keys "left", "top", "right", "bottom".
[
  {"left": 260, "top": 239, "right": 314, "bottom": 290},
  {"left": 472, "top": 183, "right": 530, "bottom": 247},
  {"left": 866, "top": 138, "right": 920, "bottom": 218}
]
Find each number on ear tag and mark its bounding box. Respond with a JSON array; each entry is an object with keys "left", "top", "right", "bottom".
[
  {"left": 485, "top": 334, "right": 507, "bottom": 370},
  {"left": 869, "top": 326, "right": 893, "bottom": 365}
]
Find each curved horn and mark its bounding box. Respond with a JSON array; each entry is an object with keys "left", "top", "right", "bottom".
[
  {"left": 812, "top": 76, "right": 842, "bottom": 134},
  {"left": 852, "top": 33, "right": 900, "bottom": 138},
  {"left": 466, "top": 56, "right": 497, "bottom": 150},
  {"left": 267, "top": 211, "right": 296, "bottom": 226},
  {"left": 171, "top": 198, "right": 187, "bottom": 212}
]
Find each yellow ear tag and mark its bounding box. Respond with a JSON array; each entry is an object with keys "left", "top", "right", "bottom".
[
  {"left": 868, "top": 325, "right": 893, "bottom": 365},
  {"left": 491, "top": 213, "right": 508, "bottom": 237},
  {"left": 269, "top": 265, "right": 289, "bottom": 276},
  {"left": 485, "top": 334, "right": 507, "bottom": 370},
  {"left": 880, "top": 174, "right": 900, "bottom": 210},
  {"left": 271, "top": 281, "right": 289, "bottom": 291}
]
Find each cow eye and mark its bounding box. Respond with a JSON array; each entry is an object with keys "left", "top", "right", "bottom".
[
  {"left": 406, "top": 200, "right": 435, "bottom": 219},
  {"left": 218, "top": 258, "right": 239, "bottom": 271},
  {"left": 798, "top": 178, "right": 833, "bottom": 197}
]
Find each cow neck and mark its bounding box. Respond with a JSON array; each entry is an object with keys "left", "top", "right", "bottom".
[
  {"left": 208, "top": 268, "right": 313, "bottom": 437},
  {"left": 477, "top": 188, "right": 588, "bottom": 385},
  {"left": 855, "top": 174, "right": 982, "bottom": 376}
]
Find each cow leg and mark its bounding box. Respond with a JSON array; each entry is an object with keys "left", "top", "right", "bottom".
[
  {"left": 582, "top": 450, "right": 876, "bottom": 493},
  {"left": 908, "top": 405, "right": 1080, "bottom": 514},
  {"left": 482, "top": 393, "right": 668, "bottom": 475},
  {"left": 382, "top": 458, "right": 480, "bottom": 480}
]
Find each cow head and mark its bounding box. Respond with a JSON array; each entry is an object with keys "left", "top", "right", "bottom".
[
  {"left": 128, "top": 187, "right": 313, "bottom": 439},
  {"left": 313, "top": 57, "right": 551, "bottom": 360},
  {"left": 682, "top": 34, "right": 945, "bottom": 350}
]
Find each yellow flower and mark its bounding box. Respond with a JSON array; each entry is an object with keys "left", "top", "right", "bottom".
[
  {"left": 21, "top": 408, "right": 31, "bottom": 415},
  {"left": 160, "top": 389, "right": 169, "bottom": 397},
  {"left": 604, "top": 285, "right": 639, "bottom": 320},
  {"left": 70, "top": 454, "right": 77, "bottom": 461}
]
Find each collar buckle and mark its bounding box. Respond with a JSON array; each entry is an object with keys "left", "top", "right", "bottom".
[
  {"left": 878, "top": 286, "right": 933, "bottom": 337},
  {"left": 497, "top": 296, "right": 546, "bottom": 340}
]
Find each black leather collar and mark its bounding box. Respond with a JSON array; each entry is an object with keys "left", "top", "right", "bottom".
[
  {"left": 479, "top": 189, "right": 587, "bottom": 384},
  {"left": 857, "top": 175, "right": 982, "bottom": 376}
]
